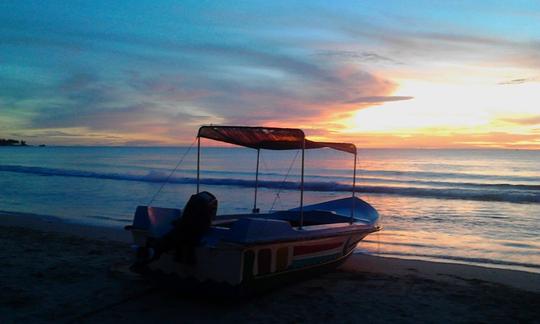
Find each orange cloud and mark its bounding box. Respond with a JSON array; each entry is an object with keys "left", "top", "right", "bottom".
[
  {"left": 500, "top": 115, "right": 540, "bottom": 126},
  {"left": 323, "top": 132, "right": 540, "bottom": 150}
]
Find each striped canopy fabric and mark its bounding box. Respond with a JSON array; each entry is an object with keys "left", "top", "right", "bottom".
[{"left": 198, "top": 126, "right": 356, "bottom": 154}]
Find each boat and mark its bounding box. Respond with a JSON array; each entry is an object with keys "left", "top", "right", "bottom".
[{"left": 125, "top": 126, "right": 380, "bottom": 295}]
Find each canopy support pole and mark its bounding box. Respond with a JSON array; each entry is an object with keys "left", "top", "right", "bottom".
[
  {"left": 350, "top": 151, "right": 357, "bottom": 224},
  {"left": 253, "top": 148, "right": 260, "bottom": 213},
  {"left": 299, "top": 139, "right": 305, "bottom": 229},
  {"left": 196, "top": 136, "right": 201, "bottom": 193}
]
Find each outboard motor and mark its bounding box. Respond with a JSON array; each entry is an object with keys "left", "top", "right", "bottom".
[
  {"left": 144, "top": 191, "right": 218, "bottom": 265},
  {"left": 178, "top": 191, "right": 218, "bottom": 243}
]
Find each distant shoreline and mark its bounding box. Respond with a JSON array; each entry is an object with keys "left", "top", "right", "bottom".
[
  {"left": 0, "top": 138, "right": 28, "bottom": 146},
  {"left": 0, "top": 145, "right": 45, "bottom": 147},
  {"left": 0, "top": 138, "right": 47, "bottom": 147}
]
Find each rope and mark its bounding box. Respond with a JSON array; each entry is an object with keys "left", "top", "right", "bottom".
[
  {"left": 147, "top": 137, "right": 197, "bottom": 206},
  {"left": 269, "top": 150, "right": 300, "bottom": 212},
  {"left": 259, "top": 151, "right": 271, "bottom": 175},
  {"left": 257, "top": 151, "right": 275, "bottom": 210}
]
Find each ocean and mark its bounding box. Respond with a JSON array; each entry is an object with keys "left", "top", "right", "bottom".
[{"left": 1, "top": 146, "right": 539, "bottom": 273}]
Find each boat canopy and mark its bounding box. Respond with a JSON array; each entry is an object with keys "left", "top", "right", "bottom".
[{"left": 198, "top": 126, "right": 356, "bottom": 155}]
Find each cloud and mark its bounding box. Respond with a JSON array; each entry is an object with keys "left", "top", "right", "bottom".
[
  {"left": 11, "top": 2, "right": 540, "bottom": 147},
  {"left": 123, "top": 139, "right": 173, "bottom": 146},
  {"left": 344, "top": 96, "right": 413, "bottom": 104},
  {"left": 327, "top": 11, "right": 540, "bottom": 69},
  {"left": 500, "top": 115, "right": 540, "bottom": 125},
  {"left": 59, "top": 73, "right": 99, "bottom": 92},
  {"left": 21, "top": 130, "right": 91, "bottom": 138},
  {"left": 6, "top": 128, "right": 126, "bottom": 146},
  {"left": 3, "top": 20, "right": 334, "bottom": 82},
  {"left": 315, "top": 50, "right": 402, "bottom": 64},
  {"left": 0, "top": 12, "right": 404, "bottom": 144},
  {"left": 335, "top": 131, "right": 540, "bottom": 149},
  {"left": 498, "top": 78, "right": 536, "bottom": 85}
]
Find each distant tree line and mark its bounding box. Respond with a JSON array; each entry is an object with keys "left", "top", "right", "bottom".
[{"left": 0, "top": 139, "right": 27, "bottom": 146}]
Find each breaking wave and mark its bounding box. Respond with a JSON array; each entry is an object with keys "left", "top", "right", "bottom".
[
  {"left": 1, "top": 164, "right": 538, "bottom": 204},
  {"left": 359, "top": 169, "right": 540, "bottom": 183}
]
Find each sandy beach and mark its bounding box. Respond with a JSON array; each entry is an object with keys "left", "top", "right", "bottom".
[{"left": 1, "top": 211, "right": 539, "bottom": 323}]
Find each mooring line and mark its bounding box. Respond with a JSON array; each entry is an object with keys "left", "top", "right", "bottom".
[{"left": 147, "top": 137, "right": 197, "bottom": 206}]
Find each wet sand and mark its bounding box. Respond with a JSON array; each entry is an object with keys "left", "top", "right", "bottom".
[{"left": 1, "top": 211, "right": 539, "bottom": 323}]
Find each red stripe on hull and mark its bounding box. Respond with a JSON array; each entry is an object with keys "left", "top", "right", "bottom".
[{"left": 293, "top": 242, "right": 343, "bottom": 256}]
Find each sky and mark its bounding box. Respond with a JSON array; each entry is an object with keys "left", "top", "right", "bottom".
[{"left": 1, "top": 0, "right": 539, "bottom": 148}]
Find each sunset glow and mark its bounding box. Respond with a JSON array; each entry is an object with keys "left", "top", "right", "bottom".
[
  {"left": 338, "top": 79, "right": 540, "bottom": 148},
  {"left": 1, "top": 1, "right": 539, "bottom": 149}
]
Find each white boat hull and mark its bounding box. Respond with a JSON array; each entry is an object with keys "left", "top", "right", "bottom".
[{"left": 143, "top": 231, "right": 370, "bottom": 287}]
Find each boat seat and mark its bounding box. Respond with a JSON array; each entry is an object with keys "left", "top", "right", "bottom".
[{"left": 226, "top": 218, "right": 295, "bottom": 243}]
